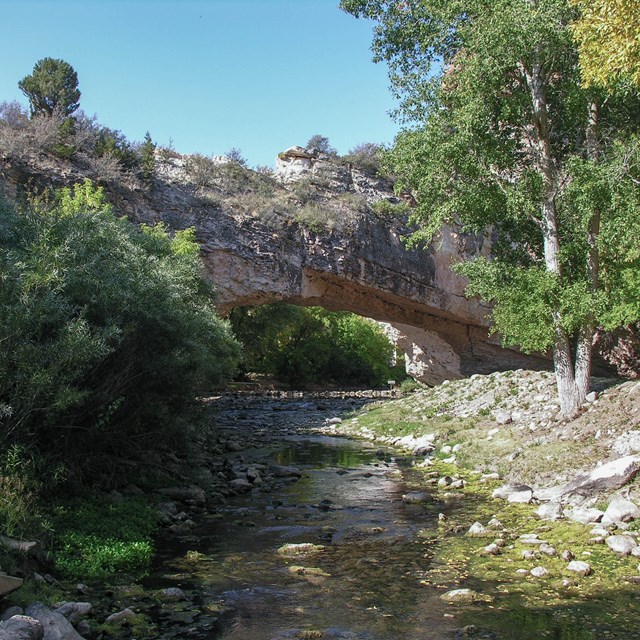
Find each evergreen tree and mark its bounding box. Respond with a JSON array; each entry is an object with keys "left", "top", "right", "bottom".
[
  {"left": 140, "top": 131, "right": 156, "bottom": 183},
  {"left": 19, "top": 57, "right": 80, "bottom": 118}
]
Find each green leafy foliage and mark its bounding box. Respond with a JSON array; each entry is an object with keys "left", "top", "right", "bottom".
[
  {"left": 570, "top": 0, "right": 640, "bottom": 88},
  {"left": 0, "top": 181, "right": 239, "bottom": 481},
  {"left": 94, "top": 125, "right": 139, "bottom": 169},
  {"left": 342, "top": 0, "right": 640, "bottom": 412},
  {"left": 230, "top": 303, "right": 401, "bottom": 388},
  {"left": 50, "top": 496, "right": 157, "bottom": 579},
  {"left": 18, "top": 57, "right": 80, "bottom": 118},
  {"left": 0, "top": 445, "right": 52, "bottom": 541}
]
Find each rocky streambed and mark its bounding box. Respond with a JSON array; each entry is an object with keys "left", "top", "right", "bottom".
[{"left": 4, "top": 384, "right": 640, "bottom": 639}]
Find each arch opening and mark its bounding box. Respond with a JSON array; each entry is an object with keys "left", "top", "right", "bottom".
[{"left": 228, "top": 302, "right": 409, "bottom": 390}]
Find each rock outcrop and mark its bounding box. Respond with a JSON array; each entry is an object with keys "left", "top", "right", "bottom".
[{"left": 0, "top": 145, "right": 552, "bottom": 383}]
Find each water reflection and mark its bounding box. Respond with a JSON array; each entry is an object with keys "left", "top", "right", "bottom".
[{"left": 145, "top": 398, "right": 640, "bottom": 640}]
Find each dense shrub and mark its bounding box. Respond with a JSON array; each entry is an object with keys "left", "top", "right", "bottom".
[
  {"left": 305, "top": 134, "right": 337, "bottom": 156},
  {"left": 0, "top": 181, "right": 239, "bottom": 482},
  {"left": 0, "top": 101, "right": 66, "bottom": 159},
  {"left": 343, "top": 142, "right": 383, "bottom": 175},
  {"left": 230, "top": 303, "right": 402, "bottom": 388}
]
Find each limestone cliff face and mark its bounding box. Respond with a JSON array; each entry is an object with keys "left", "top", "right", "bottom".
[{"left": 0, "top": 146, "right": 551, "bottom": 383}]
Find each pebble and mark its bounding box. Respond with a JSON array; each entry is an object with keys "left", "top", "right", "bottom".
[
  {"left": 566, "top": 560, "right": 592, "bottom": 576},
  {"left": 466, "top": 522, "right": 488, "bottom": 537},
  {"left": 519, "top": 533, "right": 547, "bottom": 545},
  {"left": 105, "top": 608, "right": 137, "bottom": 624},
  {"left": 482, "top": 543, "right": 502, "bottom": 556},
  {"left": 439, "top": 588, "right": 479, "bottom": 604},
  {"left": 402, "top": 491, "right": 429, "bottom": 504}
]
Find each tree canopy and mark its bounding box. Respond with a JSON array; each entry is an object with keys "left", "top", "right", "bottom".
[
  {"left": 230, "top": 303, "right": 400, "bottom": 388},
  {"left": 342, "top": 0, "right": 640, "bottom": 415},
  {"left": 18, "top": 57, "right": 80, "bottom": 118},
  {"left": 0, "top": 181, "right": 239, "bottom": 480},
  {"left": 570, "top": 0, "right": 640, "bottom": 88}
]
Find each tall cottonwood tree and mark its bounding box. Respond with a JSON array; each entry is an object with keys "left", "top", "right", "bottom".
[{"left": 342, "top": 0, "right": 640, "bottom": 415}]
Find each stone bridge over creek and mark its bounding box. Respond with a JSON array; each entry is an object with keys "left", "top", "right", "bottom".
[
  {"left": 1, "top": 146, "right": 549, "bottom": 384},
  {"left": 154, "top": 147, "right": 548, "bottom": 385}
]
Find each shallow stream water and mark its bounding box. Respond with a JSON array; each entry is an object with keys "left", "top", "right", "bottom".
[{"left": 141, "top": 395, "right": 640, "bottom": 640}]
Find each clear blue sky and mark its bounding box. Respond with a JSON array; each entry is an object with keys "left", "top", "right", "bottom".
[{"left": 0, "top": 0, "right": 399, "bottom": 167}]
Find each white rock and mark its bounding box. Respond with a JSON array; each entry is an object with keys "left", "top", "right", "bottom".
[
  {"left": 439, "top": 588, "right": 479, "bottom": 604},
  {"left": 402, "top": 491, "right": 429, "bottom": 504},
  {"left": 492, "top": 483, "right": 532, "bottom": 500},
  {"left": 466, "top": 522, "right": 488, "bottom": 537},
  {"left": 493, "top": 411, "right": 512, "bottom": 425},
  {"left": 564, "top": 507, "right": 604, "bottom": 524},
  {"left": 519, "top": 533, "right": 547, "bottom": 545},
  {"left": 0, "top": 615, "right": 43, "bottom": 640},
  {"left": 536, "top": 502, "right": 564, "bottom": 521},
  {"left": 601, "top": 497, "right": 640, "bottom": 525},
  {"left": 606, "top": 535, "right": 638, "bottom": 555},
  {"left": 482, "top": 543, "right": 502, "bottom": 556},
  {"left": 530, "top": 566, "right": 549, "bottom": 578},
  {"left": 566, "top": 560, "right": 592, "bottom": 576},
  {"left": 539, "top": 543, "right": 557, "bottom": 556},
  {"left": 613, "top": 431, "right": 640, "bottom": 456},
  {"left": 507, "top": 488, "right": 534, "bottom": 504},
  {"left": 561, "top": 456, "right": 640, "bottom": 496}
]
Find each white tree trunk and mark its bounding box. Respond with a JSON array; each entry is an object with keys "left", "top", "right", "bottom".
[
  {"left": 524, "top": 57, "right": 580, "bottom": 416},
  {"left": 575, "top": 99, "right": 602, "bottom": 405}
]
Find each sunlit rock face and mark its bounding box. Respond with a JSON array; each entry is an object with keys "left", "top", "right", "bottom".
[{"left": 0, "top": 146, "right": 551, "bottom": 384}]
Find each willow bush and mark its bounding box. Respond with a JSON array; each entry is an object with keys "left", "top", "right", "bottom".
[{"left": 0, "top": 180, "right": 239, "bottom": 484}]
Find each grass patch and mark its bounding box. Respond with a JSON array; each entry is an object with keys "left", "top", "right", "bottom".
[
  {"left": 7, "top": 579, "right": 64, "bottom": 608},
  {"left": 412, "top": 459, "right": 640, "bottom": 638},
  {"left": 50, "top": 495, "right": 158, "bottom": 580}
]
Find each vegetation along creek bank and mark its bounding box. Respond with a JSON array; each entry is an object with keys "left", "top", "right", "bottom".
[{"left": 3, "top": 370, "right": 640, "bottom": 639}]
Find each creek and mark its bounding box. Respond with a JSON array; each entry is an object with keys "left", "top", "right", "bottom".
[{"left": 139, "top": 395, "right": 639, "bottom": 640}]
